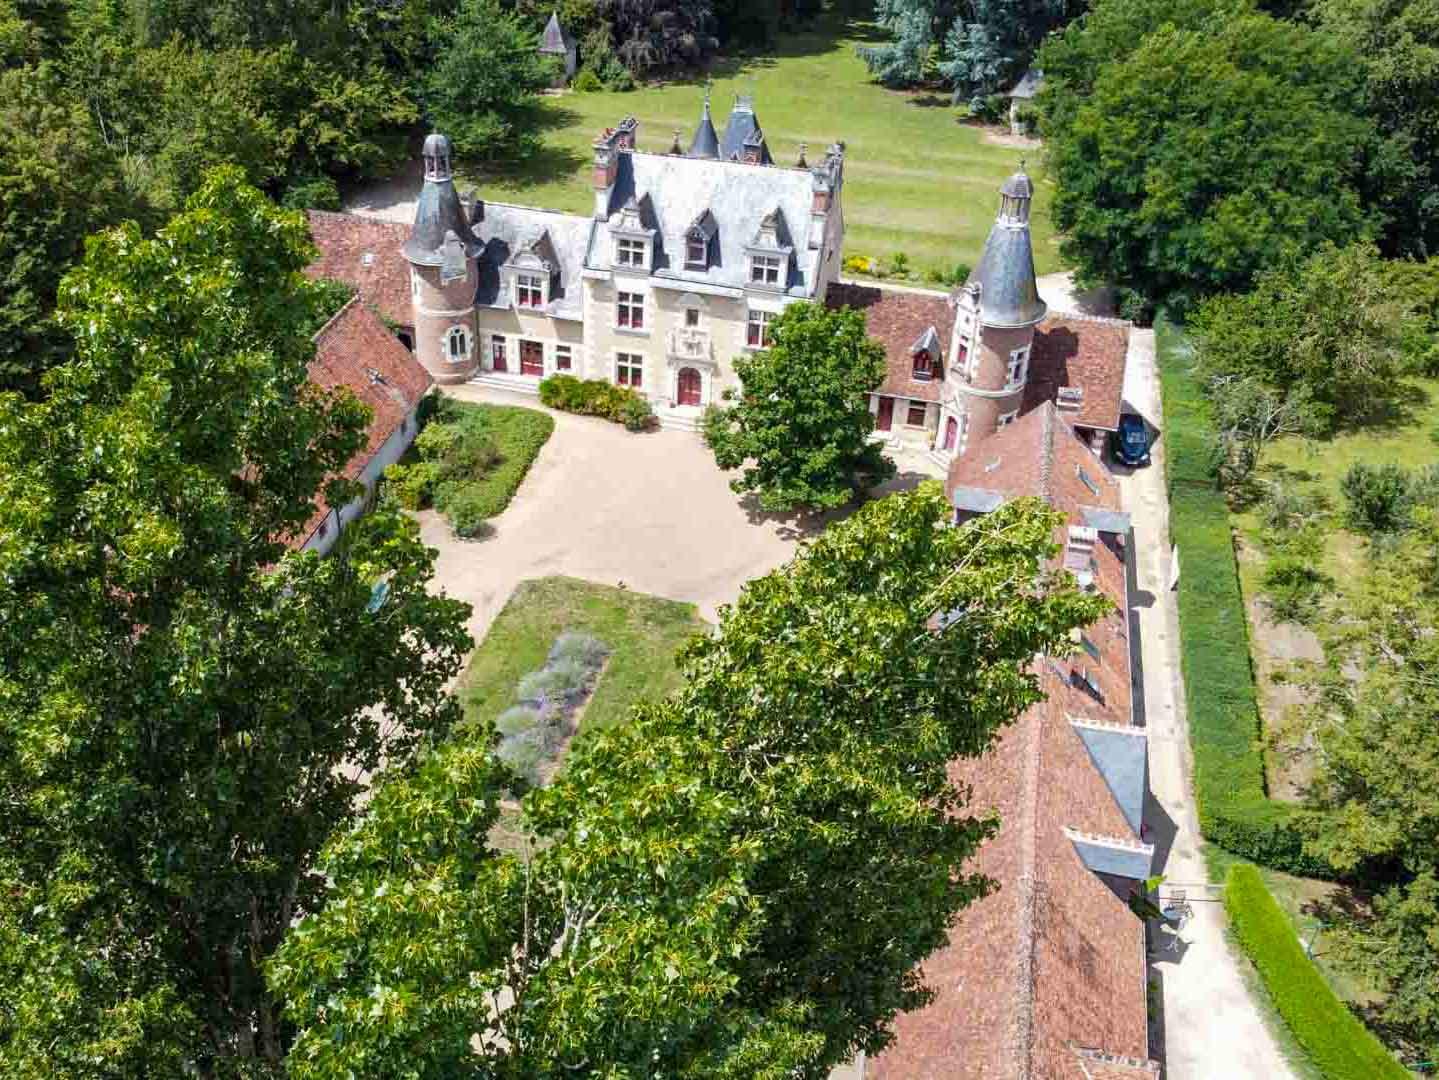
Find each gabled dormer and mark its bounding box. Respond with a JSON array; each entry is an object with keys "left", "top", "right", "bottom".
[
  {"left": 910, "top": 326, "right": 943, "bottom": 382},
  {"left": 506, "top": 228, "right": 559, "bottom": 310},
  {"left": 747, "top": 207, "right": 793, "bottom": 291},
  {"left": 610, "top": 194, "right": 655, "bottom": 273},
  {"left": 684, "top": 209, "right": 718, "bottom": 272}
]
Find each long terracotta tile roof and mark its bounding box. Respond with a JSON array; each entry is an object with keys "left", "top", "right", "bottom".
[
  {"left": 293, "top": 297, "right": 433, "bottom": 547},
  {"left": 872, "top": 405, "right": 1152, "bottom": 1078},
  {"left": 826, "top": 282, "right": 954, "bottom": 403},
  {"left": 306, "top": 211, "right": 413, "bottom": 328}
]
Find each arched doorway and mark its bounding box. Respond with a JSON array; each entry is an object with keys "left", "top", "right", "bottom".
[
  {"left": 677, "top": 367, "right": 702, "bottom": 406},
  {"left": 942, "top": 416, "right": 958, "bottom": 451}
]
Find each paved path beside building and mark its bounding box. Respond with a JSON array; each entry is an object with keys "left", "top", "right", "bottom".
[{"left": 1118, "top": 328, "right": 1297, "bottom": 1080}]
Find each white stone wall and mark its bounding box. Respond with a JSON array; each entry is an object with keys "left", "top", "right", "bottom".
[
  {"left": 474, "top": 305, "right": 585, "bottom": 381},
  {"left": 302, "top": 401, "right": 424, "bottom": 556}
]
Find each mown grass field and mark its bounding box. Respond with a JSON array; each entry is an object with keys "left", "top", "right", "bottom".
[{"left": 459, "top": 2, "right": 1063, "bottom": 278}]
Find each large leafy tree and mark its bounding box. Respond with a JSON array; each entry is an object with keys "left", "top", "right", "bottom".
[
  {"left": 273, "top": 485, "right": 1109, "bottom": 1076},
  {"left": 0, "top": 168, "right": 472, "bottom": 1075},
  {"left": 705, "top": 302, "right": 896, "bottom": 512},
  {"left": 1315, "top": 0, "right": 1439, "bottom": 260},
  {"left": 1189, "top": 244, "right": 1422, "bottom": 438},
  {"left": 1290, "top": 515, "right": 1439, "bottom": 1057},
  {"left": 1038, "top": 0, "right": 1376, "bottom": 310},
  {"left": 421, "top": 0, "right": 555, "bottom": 160},
  {"left": 860, "top": 0, "right": 1080, "bottom": 100}
]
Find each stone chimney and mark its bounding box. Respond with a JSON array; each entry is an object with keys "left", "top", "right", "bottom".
[
  {"left": 615, "top": 115, "right": 638, "bottom": 150},
  {"left": 592, "top": 128, "right": 620, "bottom": 219}
]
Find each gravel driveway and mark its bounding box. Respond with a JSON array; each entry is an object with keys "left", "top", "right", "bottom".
[{"left": 421, "top": 383, "right": 836, "bottom": 648}]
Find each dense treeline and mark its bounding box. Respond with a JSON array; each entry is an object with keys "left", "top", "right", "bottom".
[{"left": 0, "top": 0, "right": 806, "bottom": 397}]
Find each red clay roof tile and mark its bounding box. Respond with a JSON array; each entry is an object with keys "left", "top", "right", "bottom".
[
  {"left": 826, "top": 282, "right": 954, "bottom": 403},
  {"left": 306, "top": 211, "right": 414, "bottom": 328}
]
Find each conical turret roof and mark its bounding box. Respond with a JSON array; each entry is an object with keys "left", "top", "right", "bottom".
[
  {"left": 688, "top": 94, "right": 720, "bottom": 159},
  {"left": 971, "top": 167, "right": 1046, "bottom": 327}
]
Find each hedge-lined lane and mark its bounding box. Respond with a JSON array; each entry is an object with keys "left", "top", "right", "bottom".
[
  {"left": 1156, "top": 318, "right": 1331, "bottom": 877},
  {"left": 1225, "top": 865, "right": 1408, "bottom": 1079}
]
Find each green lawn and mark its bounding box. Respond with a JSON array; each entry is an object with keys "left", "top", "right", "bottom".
[
  {"left": 459, "top": 3, "right": 1062, "bottom": 278},
  {"left": 458, "top": 576, "right": 708, "bottom": 745}
]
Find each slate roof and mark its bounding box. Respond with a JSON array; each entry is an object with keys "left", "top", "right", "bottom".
[
  {"left": 871, "top": 405, "right": 1154, "bottom": 1078},
  {"left": 1008, "top": 67, "right": 1044, "bottom": 99},
  {"left": 306, "top": 212, "right": 413, "bottom": 328},
  {"left": 972, "top": 215, "right": 1047, "bottom": 327},
  {"left": 826, "top": 283, "right": 955, "bottom": 403},
  {"left": 295, "top": 298, "right": 433, "bottom": 548},
  {"left": 719, "top": 95, "right": 773, "bottom": 164},
  {"left": 1025, "top": 315, "right": 1131, "bottom": 432},
  {"left": 540, "top": 11, "right": 573, "bottom": 52},
  {"left": 590, "top": 151, "right": 822, "bottom": 297},
  {"left": 688, "top": 97, "right": 721, "bottom": 160},
  {"left": 472, "top": 201, "right": 592, "bottom": 320},
  {"left": 404, "top": 175, "right": 483, "bottom": 268}
]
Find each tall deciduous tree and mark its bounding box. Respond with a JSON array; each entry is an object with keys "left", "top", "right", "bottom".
[
  {"left": 1038, "top": 0, "right": 1375, "bottom": 309},
  {"left": 273, "top": 485, "right": 1109, "bottom": 1076},
  {"left": 704, "top": 302, "right": 896, "bottom": 512},
  {"left": 1189, "top": 244, "right": 1421, "bottom": 436},
  {"left": 0, "top": 168, "right": 471, "bottom": 1074},
  {"left": 422, "top": 0, "right": 555, "bottom": 160}
]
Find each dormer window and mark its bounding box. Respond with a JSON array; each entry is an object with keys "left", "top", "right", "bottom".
[
  {"left": 913, "top": 349, "right": 933, "bottom": 380},
  {"left": 516, "top": 273, "right": 545, "bottom": 309},
  {"left": 751, "top": 254, "right": 782, "bottom": 286},
  {"left": 686, "top": 237, "right": 707, "bottom": 269},
  {"left": 616, "top": 237, "right": 647, "bottom": 268}
]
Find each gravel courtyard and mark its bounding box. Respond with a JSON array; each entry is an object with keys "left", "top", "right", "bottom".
[{"left": 420, "top": 383, "right": 857, "bottom": 648}]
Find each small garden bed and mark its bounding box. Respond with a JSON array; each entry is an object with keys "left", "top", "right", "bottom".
[
  {"left": 455, "top": 577, "right": 708, "bottom": 845},
  {"left": 385, "top": 398, "right": 554, "bottom": 537},
  {"left": 494, "top": 631, "right": 610, "bottom": 789}
]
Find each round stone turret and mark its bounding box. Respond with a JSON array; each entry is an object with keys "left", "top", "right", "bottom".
[{"left": 407, "top": 132, "right": 482, "bottom": 383}]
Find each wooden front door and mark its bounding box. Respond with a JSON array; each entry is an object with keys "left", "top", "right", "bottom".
[
  {"left": 875, "top": 396, "right": 894, "bottom": 432},
  {"left": 677, "top": 367, "right": 702, "bottom": 406},
  {"left": 520, "top": 340, "right": 544, "bottom": 377},
  {"left": 943, "top": 416, "right": 958, "bottom": 450}
]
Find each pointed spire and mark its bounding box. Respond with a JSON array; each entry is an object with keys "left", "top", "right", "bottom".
[
  {"left": 405, "top": 132, "right": 482, "bottom": 268},
  {"left": 687, "top": 82, "right": 720, "bottom": 159},
  {"left": 796, "top": 142, "right": 808, "bottom": 169}
]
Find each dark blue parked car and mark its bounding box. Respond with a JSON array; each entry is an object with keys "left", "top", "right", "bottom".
[{"left": 1111, "top": 413, "right": 1152, "bottom": 466}]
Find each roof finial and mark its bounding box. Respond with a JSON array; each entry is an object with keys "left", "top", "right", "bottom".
[
  {"left": 797, "top": 142, "right": 808, "bottom": 169},
  {"left": 670, "top": 128, "right": 683, "bottom": 155}
]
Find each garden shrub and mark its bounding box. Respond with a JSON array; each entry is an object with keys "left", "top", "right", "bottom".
[
  {"left": 926, "top": 261, "right": 971, "bottom": 287},
  {"left": 496, "top": 727, "right": 545, "bottom": 787},
  {"left": 890, "top": 252, "right": 910, "bottom": 275},
  {"left": 496, "top": 705, "right": 542, "bottom": 736},
  {"left": 572, "top": 68, "right": 602, "bottom": 92},
  {"left": 843, "top": 254, "right": 872, "bottom": 275},
  {"left": 1157, "top": 319, "right": 1333, "bottom": 877},
  {"left": 1342, "top": 461, "right": 1413, "bottom": 532},
  {"left": 1262, "top": 557, "right": 1330, "bottom": 625},
  {"left": 539, "top": 374, "right": 653, "bottom": 431},
  {"left": 282, "top": 175, "right": 341, "bottom": 211},
  {"left": 1225, "top": 864, "right": 1409, "bottom": 1079},
  {"left": 383, "top": 400, "right": 553, "bottom": 537},
  {"left": 548, "top": 631, "right": 609, "bottom": 669}
]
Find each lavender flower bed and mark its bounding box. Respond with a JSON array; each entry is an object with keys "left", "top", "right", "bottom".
[{"left": 495, "top": 631, "right": 609, "bottom": 787}]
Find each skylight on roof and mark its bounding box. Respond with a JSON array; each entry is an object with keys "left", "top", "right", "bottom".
[
  {"left": 361, "top": 252, "right": 376, "bottom": 266},
  {"left": 1077, "top": 465, "right": 1100, "bottom": 495}
]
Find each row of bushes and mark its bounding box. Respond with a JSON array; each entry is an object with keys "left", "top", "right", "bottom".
[
  {"left": 538, "top": 374, "right": 655, "bottom": 431},
  {"left": 385, "top": 399, "right": 554, "bottom": 537},
  {"left": 495, "top": 631, "right": 610, "bottom": 789},
  {"left": 1225, "top": 865, "right": 1409, "bottom": 1079},
  {"left": 1156, "top": 319, "right": 1332, "bottom": 877}
]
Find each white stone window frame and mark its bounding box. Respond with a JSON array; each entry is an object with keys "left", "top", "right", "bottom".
[
  {"left": 489, "top": 333, "right": 507, "bottom": 368},
  {"left": 554, "top": 343, "right": 573, "bottom": 371},
  {"left": 904, "top": 400, "right": 930, "bottom": 429},
  {"left": 746, "top": 308, "right": 778, "bottom": 350},
  {"left": 749, "top": 252, "right": 784, "bottom": 287},
  {"left": 613, "top": 235, "right": 650, "bottom": 270},
  {"left": 514, "top": 271, "right": 547, "bottom": 310},
  {"left": 446, "top": 325, "right": 472, "bottom": 363},
  {"left": 615, "top": 351, "right": 644, "bottom": 389},
  {"left": 411, "top": 270, "right": 421, "bottom": 300},
  {"left": 616, "top": 289, "right": 647, "bottom": 332},
  {"left": 1005, "top": 346, "right": 1031, "bottom": 391}
]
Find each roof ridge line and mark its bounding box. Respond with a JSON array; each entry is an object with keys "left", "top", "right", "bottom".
[
  {"left": 310, "top": 293, "right": 362, "bottom": 344},
  {"left": 1044, "top": 309, "right": 1134, "bottom": 329},
  {"left": 1038, "top": 401, "right": 1056, "bottom": 504},
  {"left": 1012, "top": 706, "right": 1043, "bottom": 1079}
]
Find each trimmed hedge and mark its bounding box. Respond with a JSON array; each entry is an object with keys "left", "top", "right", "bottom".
[
  {"left": 1156, "top": 319, "right": 1331, "bottom": 877},
  {"left": 538, "top": 374, "right": 654, "bottom": 431},
  {"left": 1225, "top": 865, "right": 1408, "bottom": 1079}
]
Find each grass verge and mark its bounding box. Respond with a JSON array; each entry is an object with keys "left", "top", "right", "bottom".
[
  {"left": 1224, "top": 865, "right": 1408, "bottom": 1079},
  {"left": 1155, "top": 318, "right": 1327, "bottom": 877}
]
